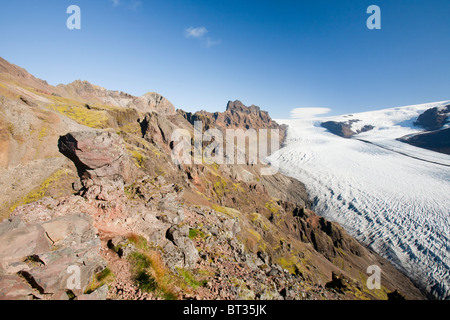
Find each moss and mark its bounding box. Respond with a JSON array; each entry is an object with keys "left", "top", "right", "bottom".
[
  {"left": 257, "top": 242, "right": 267, "bottom": 252},
  {"left": 213, "top": 176, "right": 228, "bottom": 198},
  {"left": 177, "top": 268, "right": 207, "bottom": 290},
  {"left": 118, "top": 122, "right": 141, "bottom": 136},
  {"left": 45, "top": 102, "right": 112, "bottom": 128},
  {"left": 9, "top": 168, "right": 72, "bottom": 213},
  {"left": 38, "top": 126, "right": 48, "bottom": 141},
  {"left": 277, "top": 255, "right": 302, "bottom": 275},
  {"left": 211, "top": 162, "right": 220, "bottom": 172},
  {"left": 230, "top": 277, "right": 256, "bottom": 300},
  {"left": 265, "top": 201, "right": 279, "bottom": 214},
  {"left": 250, "top": 212, "right": 270, "bottom": 231},
  {"left": 195, "top": 190, "right": 211, "bottom": 201},
  {"left": 85, "top": 267, "right": 115, "bottom": 294},
  {"left": 240, "top": 227, "right": 264, "bottom": 252},
  {"left": 127, "top": 234, "right": 149, "bottom": 251},
  {"left": 232, "top": 182, "right": 245, "bottom": 192},
  {"left": 189, "top": 228, "right": 205, "bottom": 240},
  {"left": 126, "top": 236, "right": 181, "bottom": 300},
  {"left": 128, "top": 252, "right": 157, "bottom": 292},
  {"left": 197, "top": 268, "right": 215, "bottom": 277},
  {"left": 129, "top": 149, "right": 147, "bottom": 168},
  {"left": 212, "top": 205, "right": 240, "bottom": 218},
  {"left": 357, "top": 270, "right": 389, "bottom": 300},
  {"left": 247, "top": 228, "right": 262, "bottom": 242}
]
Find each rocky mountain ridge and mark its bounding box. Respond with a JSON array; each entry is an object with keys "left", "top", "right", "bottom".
[{"left": 0, "top": 57, "right": 425, "bottom": 300}]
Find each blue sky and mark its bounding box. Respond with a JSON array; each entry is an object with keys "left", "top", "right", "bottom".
[{"left": 0, "top": 0, "right": 449, "bottom": 118}]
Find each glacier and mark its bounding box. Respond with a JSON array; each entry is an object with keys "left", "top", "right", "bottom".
[{"left": 269, "top": 101, "right": 450, "bottom": 299}]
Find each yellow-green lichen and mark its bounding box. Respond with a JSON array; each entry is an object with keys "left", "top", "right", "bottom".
[
  {"left": 211, "top": 205, "right": 240, "bottom": 218},
  {"left": 9, "top": 168, "right": 72, "bottom": 213}
]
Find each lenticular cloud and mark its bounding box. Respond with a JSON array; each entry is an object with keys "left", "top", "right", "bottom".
[{"left": 290, "top": 107, "right": 331, "bottom": 119}]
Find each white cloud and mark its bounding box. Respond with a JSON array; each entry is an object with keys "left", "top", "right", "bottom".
[
  {"left": 185, "top": 26, "right": 208, "bottom": 38},
  {"left": 109, "top": 0, "right": 121, "bottom": 7},
  {"left": 129, "top": 0, "right": 142, "bottom": 10},
  {"left": 205, "top": 38, "right": 221, "bottom": 48},
  {"left": 290, "top": 107, "right": 331, "bottom": 119},
  {"left": 109, "top": 0, "right": 142, "bottom": 10},
  {"left": 185, "top": 26, "right": 221, "bottom": 48}
]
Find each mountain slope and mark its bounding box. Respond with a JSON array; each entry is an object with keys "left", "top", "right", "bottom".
[{"left": 0, "top": 57, "right": 424, "bottom": 300}]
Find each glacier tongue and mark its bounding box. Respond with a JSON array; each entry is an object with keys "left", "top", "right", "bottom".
[{"left": 269, "top": 101, "right": 450, "bottom": 299}]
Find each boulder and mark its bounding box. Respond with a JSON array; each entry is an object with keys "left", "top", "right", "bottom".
[
  {"left": 0, "top": 275, "right": 34, "bottom": 300},
  {"left": 0, "top": 217, "right": 25, "bottom": 234},
  {"left": 41, "top": 213, "right": 96, "bottom": 248},
  {"left": 58, "top": 131, "right": 129, "bottom": 180},
  {"left": 26, "top": 239, "right": 105, "bottom": 296},
  {"left": 58, "top": 131, "right": 130, "bottom": 200},
  {"left": 0, "top": 223, "right": 52, "bottom": 262},
  {"left": 166, "top": 225, "right": 199, "bottom": 269},
  {"left": 76, "top": 284, "right": 109, "bottom": 300}
]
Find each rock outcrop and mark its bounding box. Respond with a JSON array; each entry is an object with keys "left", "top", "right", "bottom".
[
  {"left": 398, "top": 105, "right": 450, "bottom": 155},
  {"left": 0, "top": 213, "right": 105, "bottom": 300},
  {"left": 55, "top": 81, "right": 176, "bottom": 115},
  {"left": 321, "top": 120, "right": 374, "bottom": 138},
  {"left": 398, "top": 127, "right": 450, "bottom": 155},
  {"left": 181, "top": 100, "right": 287, "bottom": 142},
  {"left": 58, "top": 131, "right": 131, "bottom": 200},
  {"left": 414, "top": 105, "right": 450, "bottom": 131}
]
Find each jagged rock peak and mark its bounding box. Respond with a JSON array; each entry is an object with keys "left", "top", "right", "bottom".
[
  {"left": 141, "top": 92, "right": 176, "bottom": 115},
  {"left": 226, "top": 100, "right": 262, "bottom": 114},
  {"left": 414, "top": 105, "right": 450, "bottom": 131}
]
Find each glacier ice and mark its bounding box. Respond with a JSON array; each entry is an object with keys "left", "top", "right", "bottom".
[{"left": 269, "top": 101, "right": 450, "bottom": 299}]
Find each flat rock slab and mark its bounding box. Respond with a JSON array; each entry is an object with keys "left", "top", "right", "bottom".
[
  {"left": 0, "top": 224, "right": 52, "bottom": 262},
  {"left": 0, "top": 275, "right": 34, "bottom": 300}
]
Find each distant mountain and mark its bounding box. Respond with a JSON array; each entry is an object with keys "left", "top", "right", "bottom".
[
  {"left": 321, "top": 120, "right": 374, "bottom": 138},
  {"left": 0, "top": 57, "right": 175, "bottom": 115},
  {"left": 414, "top": 105, "right": 450, "bottom": 131},
  {"left": 399, "top": 128, "right": 450, "bottom": 155},
  {"left": 319, "top": 101, "right": 450, "bottom": 156},
  {"left": 397, "top": 105, "right": 450, "bottom": 155}
]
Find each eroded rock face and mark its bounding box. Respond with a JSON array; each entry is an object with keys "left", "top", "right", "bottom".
[
  {"left": 0, "top": 219, "right": 51, "bottom": 262},
  {"left": 0, "top": 275, "right": 34, "bottom": 300},
  {"left": 180, "top": 100, "right": 287, "bottom": 142},
  {"left": 398, "top": 127, "right": 450, "bottom": 155},
  {"left": 0, "top": 214, "right": 105, "bottom": 300},
  {"left": 321, "top": 121, "right": 356, "bottom": 138},
  {"left": 321, "top": 120, "right": 374, "bottom": 138},
  {"left": 414, "top": 105, "right": 450, "bottom": 131},
  {"left": 58, "top": 131, "right": 128, "bottom": 180},
  {"left": 140, "top": 92, "right": 176, "bottom": 116},
  {"left": 166, "top": 224, "right": 199, "bottom": 269},
  {"left": 56, "top": 80, "right": 176, "bottom": 115},
  {"left": 139, "top": 112, "right": 177, "bottom": 145},
  {"left": 58, "top": 131, "right": 130, "bottom": 200}
]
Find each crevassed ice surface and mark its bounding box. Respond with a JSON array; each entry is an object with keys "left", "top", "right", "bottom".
[{"left": 269, "top": 101, "right": 450, "bottom": 299}]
